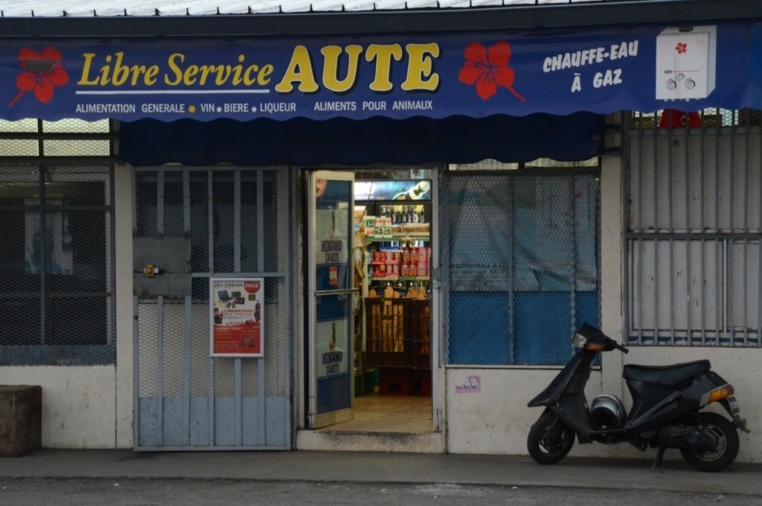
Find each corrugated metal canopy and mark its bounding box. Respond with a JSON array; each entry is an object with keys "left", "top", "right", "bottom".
[{"left": 2, "top": 0, "right": 594, "bottom": 17}]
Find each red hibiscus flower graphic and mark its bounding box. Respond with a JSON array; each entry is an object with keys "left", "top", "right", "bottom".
[
  {"left": 458, "top": 41, "right": 525, "bottom": 102},
  {"left": 8, "top": 47, "right": 69, "bottom": 108},
  {"left": 676, "top": 42, "right": 687, "bottom": 54}
]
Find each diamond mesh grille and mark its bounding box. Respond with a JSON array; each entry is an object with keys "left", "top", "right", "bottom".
[
  {"left": 0, "top": 164, "right": 115, "bottom": 365},
  {"left": 444, "top": 170, "right": 600, "bottom": 366}
]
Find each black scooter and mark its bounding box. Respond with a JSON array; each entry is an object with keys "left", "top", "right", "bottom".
[{"left": 527, "top": 323, "right": 749, "bottom": 472}]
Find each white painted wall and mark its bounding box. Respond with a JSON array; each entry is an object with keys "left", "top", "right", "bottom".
[
  {"left": 0, "top": 366, "right": 116, "bottom": 448},
  {"left": 445, "top": 346, "right": 760, "bottom": 462}
]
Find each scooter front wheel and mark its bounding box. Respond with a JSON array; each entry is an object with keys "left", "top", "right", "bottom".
[
  {"left": 679, "top": 412, "right": 740, "bottom": 472},
  {"left": 527, "top": 411, "right": 575, "bottom": 465}
]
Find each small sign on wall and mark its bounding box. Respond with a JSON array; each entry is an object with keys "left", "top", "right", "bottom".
[
  {"left": 455, "top": 375, "right": 481, "bottom": 393},
  {"left": 210, "top": 278, "right": 264, "bottom": 357}
]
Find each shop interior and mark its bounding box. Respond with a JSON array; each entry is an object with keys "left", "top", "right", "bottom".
[{"left": 323, "top": 170, "right": 433, "bottom": 433}]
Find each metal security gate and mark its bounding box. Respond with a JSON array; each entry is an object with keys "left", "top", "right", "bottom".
[
  {"left": 133, "top": 167, "right": 291, "bottom": 450},
  {"left": 626, "top": 109, "right": 762, "bottom": 347}
]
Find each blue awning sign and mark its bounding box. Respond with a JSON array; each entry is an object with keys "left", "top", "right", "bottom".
[{"left": 1, "top": 21, "right": 760, "bottom": 122}]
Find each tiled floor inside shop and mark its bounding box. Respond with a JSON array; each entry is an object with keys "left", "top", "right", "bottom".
[{"left": 319, "top": 394, "right": 432, "bottom": 433}]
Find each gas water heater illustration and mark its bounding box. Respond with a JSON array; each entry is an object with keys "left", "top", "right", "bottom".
[{"left": 656, "top": 25, "right": 716, "bottom": 101}]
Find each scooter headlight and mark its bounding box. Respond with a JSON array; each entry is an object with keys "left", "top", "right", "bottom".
[{"left": 572, "top": 331, "right": 588, "bottom": 349}]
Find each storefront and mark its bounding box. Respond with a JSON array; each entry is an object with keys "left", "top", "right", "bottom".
[{"left": 1, "top": 1, "right": 762, "bottom": 459}]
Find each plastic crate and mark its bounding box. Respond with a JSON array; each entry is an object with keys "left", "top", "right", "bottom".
[
  {"left": 410, "top": 299, "right": 431, "bottom": 370},
  {"left": 379, "top": 367, "right": 411, "bottom": 396},
  {"left": 412, "top": 369, "right": 432, "bottom": 396},
  {"left": 364, "top": 298, "right": 410, "bottom": 368}
]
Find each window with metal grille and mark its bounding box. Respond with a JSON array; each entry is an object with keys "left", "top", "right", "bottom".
[
  {"left": 444, "top": 166, "right": 601, "bottom": 366},
  {"left": 627, "top": 109, "right": 762, "bottom": 346},
  {"left": 0, "top": 119, "right": 115, "bottom": 365}
]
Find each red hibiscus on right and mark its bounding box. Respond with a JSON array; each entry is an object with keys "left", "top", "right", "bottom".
[{"left": 458, "top": 41, "right": 525, "bottom": 102}]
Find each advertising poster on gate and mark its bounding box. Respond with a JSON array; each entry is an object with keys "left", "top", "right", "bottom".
[{"left": 210, "top": 278, "right": 264, "bottom": 357}]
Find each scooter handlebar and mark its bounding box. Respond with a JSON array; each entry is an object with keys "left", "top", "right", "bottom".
[{"left": 575, "top": 323, "right": 629, "bottom": 353}]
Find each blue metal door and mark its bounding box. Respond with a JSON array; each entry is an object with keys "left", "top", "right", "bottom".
[{"left": 133, "top": 167, "right": 291, "bottom": 450}]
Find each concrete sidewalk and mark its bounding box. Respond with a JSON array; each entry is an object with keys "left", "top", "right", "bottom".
[{"left": 1, "top": 450, "right": 761, "bottom": 496}]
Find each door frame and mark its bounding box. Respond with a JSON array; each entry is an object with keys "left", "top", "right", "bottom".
[{"left": 295, "top": 166, "right": 444, "bottom": 434}]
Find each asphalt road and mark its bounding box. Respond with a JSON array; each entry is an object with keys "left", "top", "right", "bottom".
[{"left": 2, "top": 479, "right": 761, "bottom": 506}]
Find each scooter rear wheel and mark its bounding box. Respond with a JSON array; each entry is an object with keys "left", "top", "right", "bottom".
[
  {"left": 527, "top": 411, "right": 575, "bottom": 465},
  {"left": 679, "top": 412, "right": 739, "bottom": 472}
]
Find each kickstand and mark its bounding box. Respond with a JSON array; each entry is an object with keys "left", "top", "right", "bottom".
[{"left": 651, "top": 447, "right": 665, "bottom": 472}]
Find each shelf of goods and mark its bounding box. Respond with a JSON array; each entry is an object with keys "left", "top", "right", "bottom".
[
  {"left": 368, "top": 243, "right": 431, "bottom": 281},
  {"left": 360, "top": 202, "right": 431, "bottom": 395}
]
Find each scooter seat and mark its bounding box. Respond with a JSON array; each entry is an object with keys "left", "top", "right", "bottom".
[{"left": 623, "top": 360, "right": 711, "bottom": 388}]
